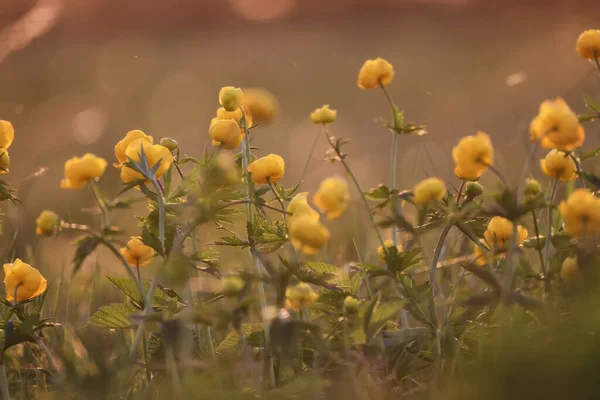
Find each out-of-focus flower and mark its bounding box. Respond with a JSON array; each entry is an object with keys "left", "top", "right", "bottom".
[
  {"left": 120, "top": 139, "right": 173, "bottom": 182},
  {"left": 530, "top": 98, "right": 584, "bottom": 151},
  {"left": 289, "top": 215, "right": 329, "bottom": 255},
  {"left": 357, "top": 57, "right": 394, "bottom": 89},
  {"left": 247, "top": 154, "right": 285, "bottom": 184},
  {"left": 310, "top": 105, "right": 337, "bottom": 124},
  {"left": 0, "top": 148, "right": 9, "bottom": 175},
  {"left": 524, "top": 178, "right": 542, "bottom": 200},
  {"left": 452, "top": 131, "right": 494, "bottom": 181},
  {"left": 576, "top": 29, "right": 600, "bottom": 59},
  {"left": 313, "top": 177, "right": 349, "bottom": 219},
  {"left": 473, "top": 240, "right": 491, "bottom": 266},
  {"left": 287, "top": 192, "right": 320, "bottom": 233},
  {"left": 209, "top": 119, "right": 243, "bottom": 150},
  {"left": 560, "top": 256, "right": 582, "bottom": 281},
  {"left": 160, "top": 137, "right": 179, "bottom": 152},
  {"left": 0, "top": 120, "right": 14, "bottom": 149},
  {"left": 343, "top": 296, "right": 361, "bottom": 314},
  {"left": 483, "top": 216, "right": 528, "bottom": 250},
  {"left": 217, "top": 275, "right": 246, "bottom": 296},
  {"left": 285, "top": 282, "right": 318, "bottom": 310},
  {"left": 60, "top": 154, "right": 107, "bottom": 189},
  {"left": 377, "top": 239, "right": 403, "bottom": 261},
  {"left": 540, "top": 150, "right": 577, "bottom": 181},
  {"left": 413, "top": 177, "right": 446, "bottom": 206},
  {"left": 36, "top": 210, "right": 59, "bottom": 236},
  {"left": 4, "top": 259, "right": 47, "bottom": 302},
  {"left": 219, "top": 86, "right": 244, "bottom": 111},
  {"left": 243, "top": 87, "right": 279, "bottom": 124},
  {"left": 114, "top": 130, "right": 153, "bottom": 165},
  {"left": 119, "top": 237, "right": 155, "bottom": 267},
  {"left": 215, "top": 107, "right": 253, "bottom": 128},
  {"left": 558, "top": 189, "right": 600, "bottom": 238}
]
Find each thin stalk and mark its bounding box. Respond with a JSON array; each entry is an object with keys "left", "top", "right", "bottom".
[
  {"left": 485, "top": 163, "right": 509, "bottom": 189},
  {"left": 136, "top": 263, "right": 152, "bottom": 386},
  {"left": 568, "top": 153, "right": 585, "bottom": 189},
  {"left": 456, "top": 180, "right": 466, "bottom": 207},
  {"left": 352, "top": 238, "right": 373, "bottom": 299},
  {"left": 240, "top": 108, "right": 275, "bottom": 388},
  {"left": 166, "top": 347, "right": 182, "bottom": 396},
  {"left": 543, "top": 178, "right": 559, "bottom": 280},
  {"left": 530, "top": 210, "right": 546, "bottom": 277},
  {"left": 502, "top": 223, "right": 519, "bottom": 301},
  {"left": 151, "top": 177, "right": 166, "bottom": 255},
  {"left": 1, "top": 362, "right": 10, "bottom": 400},
  {"left": 87, "top": 180, "right": 110, "bottom": 229},
  {"left": 300, "top": 127, "right": 322, "bottom": 183},
  {"left": 516, "top": 141, "right": 540, "bottom": 205},
  {"left": 267, "top": 181, "right": 288, "bottom": 222},
  {"left": 594, "top": 51, "right": 600, "bottom": 76}
]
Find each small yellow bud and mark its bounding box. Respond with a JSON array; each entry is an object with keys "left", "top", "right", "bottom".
[
  {"left": 413, "top": 177, "right": 446, "bottom": 206},
  {"left": 310, "top": 105, "right": 337, "bottom": 124},
  {"left": 560, "top": 256, "right": 582, "bottom": 281},
  {"left": 576, "top": 29, "right": 600, "bottom": 60},
  {"left": 523, "top": 178, "right": 541, "bottom": 198},
  {"left": 377, "top": 239, "right": 403, "bottom": 261},
  {"left": 285, "top": 282, "right": 318, "bottom": 310},
  {"left": 160, "top": 137, "right": 179, "bottom": 152},
  {"left": 217, "top": 275, "right": 246, "bottom": 296},
  {"left": 343, "top": 296, "right": 361, "bottom": 314},
  {"left": 3, "top": 259, "right": 47, "bottom": 302},
  {"left": 119, "top": 237, "right": 155, "bottom": 267},
  {"left": 465, "top": 181, "right": 484, "bottom": 198},
  {"left": 36, "top": 210, "right": 60, "bottom": 236},
  {"left": 247, "top": 154, "right": 285, "bottom": 184},
  {"left": 219, "top": 86, "right": 244, "bottom": 112}
]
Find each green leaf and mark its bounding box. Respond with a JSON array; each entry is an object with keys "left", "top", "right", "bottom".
[
  {"left": 216, "top": 324, "right": 263, "bottom": 353},
  {"left": 581, "top": 146, "right": 600, "bottom": 162},
  {"left": 365, "top": 185, "right": 391, "bottom": 200},
  {"left": 168, "top": 165, "right": 201, "bottom": 201},
  {"left": 304, "top": 261, "right": 338, "bottom": 275},
  {"left": 72, "top": 235, "right": 102, "bottom": 277},
  {"left": 365, "top": 298, "right": 407, "bottom": 343},
  {"left": 105, "top": 276, "right": 179, "bottom": 310},
  {"left": 579, "top": 171, "right": 600, "bottom": 189},
  {"left": 584, "top": 93, "right": 600, "bottom": 114},
  {"left": 214, "top": 235, "right": 249, "bottom": 248},
  {"left": 87, "top": 302, "right": 137, "bottom": 329}
]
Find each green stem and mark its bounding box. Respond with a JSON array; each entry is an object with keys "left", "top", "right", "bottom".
[
  {"left": 87, "top": 180, "right": 110, "bottom": 229},
  {"left": 502, "top": 223, "right": 519, "bottom": 302},
  {"left": 135, "top": 263, "right": 152, "bottom": 386},
  {"left": 568, "top": 153, "right": 585, "bottom": 189},
  {"left": 1, "top": 362, "right": 10, "bottom": 400},
  {"left": 456, "top": 180, "right": 466, "bottom": 207},
  {"left": 267, "top": 181, "right": 288, "bottom": 223},
  {"left": 240, "top": 108, "right": 275, "bottom": 389},
  {"left": 543, "top": 178, "right": 559, "bottom": 283},
  {"left": 300, "top": 127, "right": 321, "bottom": 183},
  {"left": 166, "top": 347, "right": 182, "bottom": 396},
  {"left": 530, "top": 210, "right": 546, "bottom": 278},
  {"left": 352, "top": 238, "right": 373, "bottom": 299},
  {"left": 594, "top": 50, "right": 600, "bottom": 76},
  {"left": 151, "top": 178, "right": 166, "bottom": 255}
]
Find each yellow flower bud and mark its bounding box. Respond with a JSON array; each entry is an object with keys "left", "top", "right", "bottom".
[
  {"left": 119, "top": 237, "right": 155, "bottom": 267},
  {"left": 3, "top": 259, "right": 47, "bottom": 302},
  {"left": 558, "top": 189, "right": 600, "bottom": 238},
  {"left": 285, "top": 282, "right": 318, "bottom": 310},
  {"left": 413, "top": 177, "right": 446, "bottom": 206},
  {"left": 473, "top": 240, "right": 491, "bottom": 266},
  {"left": 377, "top": 239, "right": 403, "bottom": 261},
  {"left": 576, "top": 29, "right": 600, "bottom": 60},
  {"left": 36, "top": 210, "right": 59, "bottom": 236},
  {"left": 114, "top": 130, "right": 153, "bottom": 165},
  {"left": 523, "top": 178, "right": 541, "bottom": 199},
  {"left": 289, "top": 215, "right": 330, "bottom": 255},
  {"left": 0, "top": 120, "right": 14, "bottom": 150},
  {"left": 483, "top": 216, "right": 528, "bottom": 250},
  {"left": 452, "top": 131, "right": 494, "bottom": 181},
  {"left": 60, "top": 153, "right": 108, "bottom": 190},
  {"left": 247, "top": 153, "right": 285, "bottom": 184},
  {"left": 530, "top": 98, "right": 584, "bottom": 151},
  {"left": 310, "top": 105, "right": 337, "bottom": 124},
  {"left": 216, "top": 107, "right": 253, "bottom": 128},
  {"left": 560, "top": 256, "right": 582, "bottom": 281},
  {"left": 160, "top": 137, "right": 179, "bottom": 152},
  {"left": 217, "top": 275, "right": 246, "bottom": 296},
  {"left": 465, "top": 182, "right": 484, "bottom": 198},
  {"left": 0, "top": 148, "right": 9, "bottom": 175},
  {"left": 243, "top": 87, "right": 279, "bottom": 125},
  {"left": 343, "top": 295, "right": 361, "bottom": 314},
  {"left": 540, "top": 150, "right": 576, "bottom": 181},
  {"left": 120, "top": 139, "right": 174, "bottom": 183},
  {"left": 357, "top": 57, "right": 395, "bottom": 89},
  {"left": 313, "top": 177, "right": 349, "bottom": 220},
  {"left": 209, "top": 119, "right": 243, "bottom": 150},
  {"left": 219, "top": 86, "right": 244, "bottom": 112}
]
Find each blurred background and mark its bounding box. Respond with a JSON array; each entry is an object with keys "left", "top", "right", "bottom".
[{"left": 0, "top": 0, "right": 599, "bottom": 275}]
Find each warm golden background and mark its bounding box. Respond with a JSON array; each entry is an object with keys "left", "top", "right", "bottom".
[{"left": 0, "top": 0, "right": 599, "bottom": 253}]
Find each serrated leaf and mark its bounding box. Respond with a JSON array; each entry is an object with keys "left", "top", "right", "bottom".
[
  {"left": 365, "top": 298, "right": 407, "bottom": 343},
  {"left": 88, "top": 302, "right": 137, "bottom": 329},
  {"left": 72, "top": 235, "right": 102, "bottom": 277},
  {"left": 304, "top": 261, "right": 338, "bottom": 275},
  {"left": 105, "top": 276, "right": 179, "bottom": 310},
  {"left": 214, "top": 235, "right": 249, "bottom": 248},
  {"left": 216, "top": 324, "right": 263, "bottom": 353},
  {"left": 365, "top": 185, "right": 391, "bottom": 200}
]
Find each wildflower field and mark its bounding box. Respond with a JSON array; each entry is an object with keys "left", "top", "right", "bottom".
[{"left": 1, "top": 24, "right": 600, "bottom": 400}]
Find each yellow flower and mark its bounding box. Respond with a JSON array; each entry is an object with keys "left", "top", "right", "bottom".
[
  {"left": 576, "top": 29, "right": 600, "bottom": 59},
  {"left": 558, "top": 189, "right": 600, "bottom": 238},
  {"left": 209, "top": 119, "right": 243, "bottom": 150},
  {"left": 219, "top": 86, "right": 244, "bottom": 111},
  {"left": 36, "top": 210, "right": 59, "bottom": 236},
  {"left": 483, "top": 216, "right": 528, "bottom": 250},
  {"left": 310, "top": 105, "right": 337, "bottom": 124},
  {"left": 114, "top": 130, "right": 153, "bottom": 165},
  {"left": 413, "top": 177, "right": 446, "bottom": 206},
  {"left": 560, "top": 256, "right": 582, "bottom": 281},
  {"left": 60, "top": 153, "right": 108, "bottom": 189},
  {"left": 217, "top": 275, "right": 246, "bottom": 296},
  {"left": 247, "top": 153, "right": 285, "bottom": 184},
  {"left": 119, "top": 237, "right": 155, "bottom": 267},
  {"left": 285, "top": 282, "right": 319, "bottom": 310},
  {"left": 215, "top": 107, "right": 253, "bottom": 128},
  {"left": 540, "top": 150, "right": 577, "bottom": 181},
  {"left": 3, "top": 259, "right": 47, "bottom": 302},
  {"left": 473, "top": 240, "right": 491, "bottom": 266},
  {"left": 288, "top": 215, "right": 330, "bottom": 255},
  {"left": 343, "top": 295, "right": 361, "bottom": 314},
  {"left": 120, "top": 139, "right": 174, "bottom": 182},
  {"left": 287, "top": 192, "right": 320, "bottom": 231},
  {"left": 377, "top": 239, "right": 403, "bottom": 261},
  {"left": 452, "top": 131, "right": 494, "bottom": 181},
  {"left": 243, "top": 87, "right": 279, "bottom": 124},
  {"left": 357, "top": 57, "right": 395, "bottom": 89},
  {"left": 0, "top": 148, "right": 9, "bottom": 175},
  {"left": 0, "top": 120, "right": 14, "bottom": 149},
  {"left": 529, "top": 98, "right": 584, "bottom": 151},
  {"left": 313, "top": 177, "right": 349, "bottom": 219}
]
